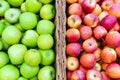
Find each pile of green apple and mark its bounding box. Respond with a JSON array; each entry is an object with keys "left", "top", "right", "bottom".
[{"left": 0, "top": 0, "right": 56, "bottom": 80}]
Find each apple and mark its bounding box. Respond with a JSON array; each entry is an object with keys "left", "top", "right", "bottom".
[
  {"left": 71, "top": 70, "right": 85, "bottom": 80},
  {"left": 66, "top": 0, "right": 77, "bottom": 4},
  {"left": 30, "top": 76, "right": 37, "bottom": 80},
  {"left": 0, "top": 0, "right": 10, "bottom": 17},
  {"left": 93, "top": 25, "right": 107, "bottom": 39},
  {"left": 86, "top": 69, "right": 102, "bottom": 80},
  {"left": 40, "top": 4, "right": 55, "bottom": 20},
  {"left": 78, "top": 65, "right": 88, "bottom": 74},
  {"left": 66, "top": 70, "right": 73, "bottom": 80},
  {"left": 66, "top": 56, "right": 79, "bottom": 71},
  {"left": 116, "top": 46, "right": 120, "bottom": 58},
  {"left": 78, "top": 0, "right": 84, "bottom": 4},
  {"left": 39, "top": 49, "right": 55, "bottom": 66},
  {"left": 0, "top": 22, "right": 5, "bottom": 36},
  {"left": 8, "top": 44, "right": 27, "bottom": 65},
  {"left": 67, "top": 15, "right": 82, "bottom": 28},
  {"left": 2, "top": 26, "right": 22, "bottom": 45},
  {"left": 4, "top": 8, "right": 21, "bottom": 23},
  {"left": 36, "top": 20, "right": 55, "bottom": 35},
  {"left": 38, "top": 66, "right": 55, "bottom": 80},
  {"left": 98, "top": 11, "right": 108, "bottom": 21},
  {"left": 80, "top": 53, "right": 96, "bottom": 69},
  {"left": 20, "top": 63, "right": 39, "bottom": 78},
  {"left": 19, "top": 12, "right": 37, "bottom": 30},
  {"left": 79, "top": 26, "right": 92, "bottom": 40},
  {"left": 0, "top": 51, "right": 9, "bottom": 68},
  {"left": 82, "top": 0, "right": 96, "bottom": 13},
  {"left": 101, "top": 46, "right": 117, "bottom": 63},
  {"left": 25, "top": 0, "right": 42, "bottom": 13},
  {"left": 66, "top": 42, "right": 82, "bottom": 57},
  {"left": 68, "top": 3, "right": 82, "bottom": 16},
  {"left": 92, "top": 4, "right": 102, "bottom": 16},
  {"left": 21, "top": 30, "right": 39, "bottom": 48},
  {"left": 1, "top": 39, "right": 10, "bottom": 51},
  {"left": 101, "top": 0, "right": 113, "bottom": 11},
  {"left": 7, "top": 0, "right": 24, "bottom": 7},
  {"left": 101, "top": 71, "right": 111, "bottom": 80},
  {"left": 84, "top": 13, "right": 99, "bottom": 28},
  {"left": 39, "top": 0, "right": 53, "bottom": 4},
  {"left": 82, "top": 37, "right": 98, "bottom": 53},
  {"left": 0, "top": 64, "right": 19, "bottom": 80},
  {"left": 109, "top": 3, "right": 120, "bottom": 18},
  {"left": 112, "top": 22, "right": 120, "bottom": 31},
  {"left": 114, "top": 0, "right": 120, "bottom": 3},
  {"left": 37, "top": 34, "right": 54, "bottom": 49},
  {"left": 101, "top": 62, "right": 108, "bottom": 71},
  {"left": 105, "top": 31, "right": 120, "bottom": 48},
  {"left": 93, "top": 48, "right": 101, "bottom": 61},
  {"left": 0, "top": 40, "right": 2, "bottom": 50},
  {"left": 66, "top": 28, "right": 80, "bottom": 42},
  {"left": 106, "top": 63, "right": 120, "bottom": 79},
  {"left": 17, "top": 77, "right": 28, "bottom": 80},
  {"left": 101, "top": 14, "right": 117, "bottom": 30},
  {"left": 15, "top": 23, "right": 24, "bottom": 32},
  {"left": 94, "top": 63, "right": 101, "bottom": 71},
  {"left": 20, "top": 3, "right": 26, "bottom": 12}
]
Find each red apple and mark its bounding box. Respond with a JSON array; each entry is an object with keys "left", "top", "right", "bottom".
[
  {"left": 82, "top": 37, "right": 98, "bottom": 53},
  {"left": 80, "top": 53, "right": 96, "bottom": 69},
  {"left": 66, "top": 56, "right": 79, "bottom": 71},
  {"left": 93, "top": 48, "right": 101, "bottom": 61},
  {"left": 66, "top": 28, "right": 80, "bottom": 42},
  {"left": 71, "top": 70, "right": 85, "bottom": 80},
  {"left": 78, "top": 0, "right": 84, "bottom": 4},
  {"left": 101, "top": 14, "right": 117, "bottom": 30},
  {"left": 111, "top": 22, "right": 120, "bottom": 31},
  {"left": 66, "top": 42, "right": 82, "bottom": 57},
  {"left": 84, "top": 13, "right": 100, "bottom": 28},
  {"left": 86, "top": 69, "right": 102, "bottom": 80},
  {"left": 101, "top": 62, "right": 108, "bottom": 71},
  {"left": 106, "top": 63, "right": 120, "bottom": 79},
  {"left": 109, "top": 3, "right": 120, "bottom": 18},
  {"left": 105, "top": 31, "right": 120, "bottom": 48},
  {"left": 115, "top": 46, "right": 120, "bottom": 58},
  {"left": 82, "top": 0, "right": 96, "bottom": 13},
  {"left": 94, "top": 63, "right": 101, "bottom": 71},
  {"left": 93, "top": 25, "right": 107, "bottom": 39},
  {"left": 67, "top": 15, "right": 82, "bottom": 28},
  {"left": 114, "top": 0, "right": 120, "bottom": 3},
  {"left": 101, "top": 71, "right": 111, "bottom": 80},
  {"left": 79, "top": 26, "right": 92, "bottom": 40},
  {"left": 100, "top": 46, "right": 117, "bottom": 63},
  {"left": 66, "top": 70, "right": 73, "bottom": 80},
  {"left": 68, "top": 3, "right": 82, "bottom": 16},
  {"left": 66, "top": 0, "right": 78, "bottom": 4},
  {"left": 78, "top": 65, "right": 88, "bottom": 74}
]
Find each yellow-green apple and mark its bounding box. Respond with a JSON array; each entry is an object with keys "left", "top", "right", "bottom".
[
  {"left": 116, "top": 46, "right": 120, "bottom": 58},
  {"left": 66, "top": 0, "right": 78, "bottom": 4},
  {"left": 100, "top": 46, "right": 117, "bottom": 63},
  {"left": 0, "top": 22, "right": 5, "bottom": 36},
  {"left": 105, "top": 31, "right": 120, "bottom": 48},
  {"left": 66, "top": 28, "right": 80, "bottom": 42},
  {"left": 66, "top": 70, "right": 73, "bottom": 80},
  {"left": 0, "top": 0, "right": 10, "bottom": 17},
  {"left": 101, "top": 15, "right": 117, "bottom": 30},
  {"left": 98, "top": 11, "right": 108, "bottom": 21},
  {"left": 84, "top": 13, "right": 99, "bottom": 28},
  {"left": 20, "top": 3, "right": 26, "bottom": 12},
  {"left": 66, "top": 43, "right": 82, "bottom": 57},
  {"left": 71, "top": 70, "right": 85, "bottom": 80},
  {"left": 39, "top": 0, "right": 53, "bottom": 4},
  {"left": 101, "top": 71, "right": 111, "bottom": 80},
  {"left": 94, "top": 63, "right": 101, "bottom": 71},
  {"left": 106, "top": 63, "right": 120, "bottom": 79},
  {"left": 92, "top": 4, "right": 102, "bottom": 16},
  {"left": 109, "top": 3, "right": 120, "bottom": 18},
  {"left": 66, "top": 57, "right": 79, "bottom": 71},
  {"left": 80, "top": 53, "right": 96, "bottom": 69},
  {"left": 7, "top": 0, "right": 24, "bottom": 7},
  {"left": 82, "top": 37, "right": 98, "bottom": 53},
  {"left": 93, "top": 48, "right": 101, "bottom": 61},
  {"left": 101, "top": 0, "right": 114, "bottom": 11},
  {"left": 67, "top": 15, "right": 82, "bottom": 28},
  {"left": 68, "top": 3, "right": 82, "bottom": 16},
  {"left": 79, "top": 26, "right": 92, "bottom": 40},
  {"left": 93, "top": 25, "right": 107, "bottom": 39},
  {"left": 86, "top": 69, "right": 102, "bottom": 80},
  {"left": 82, "top": 0, "right": 96, "bottom": 13}
]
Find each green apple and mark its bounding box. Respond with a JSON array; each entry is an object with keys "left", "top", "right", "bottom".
[
  {"left": 0, "top": 40, "right": 3, "bottom": 50},
  {"left": 40, "top": 4, "right": 55, "bottom": 20},
  {"left": 21, "top": 30, "right": 39, "bottom": 48},
  {"left": 7, "top": 0, "right": 24, "bottom": 7},
  {"left": 0, "top": 19, "right": 11, "bottom": 26},
  {"left": 39, "top": 49, "right": 55, "bottom": 65},
  {"left": 0, "top": 21, "right": 5, "bottom": 36},
  {"left": 25, "top": 0, "right": 42, "bottom": 13},
  {"left": 19, "top": 12, "right": 37, "bottom": 30},
  {"left": 20, "top": 3, "right": 26, "bottom": 12},
  {"left": 39, "top": 0, "right": 53, "bottom": 4},
  {"left": 24, "top": 49, "right": 41, "bottom": 66},
  {"left": 38, "top": 66, "right": 55, "bottom": 80},
  {"left": 8, "top": 44, "right": 27, "bottom": 65},
  {"left": 2, "top": 26, "right": 22, "bottom": 45},
  {"left": 1, "top": 39, "right": 10, "bottom": 51},
  {"left": 0, "top": 51, "right": 9, "bottom": 68},
  {"left": 0, "top": 64, "right": 20, "bottom": 80},
  {"left": 17, "top": 77, "right": 28, "bottom": 80},
  {"left": 15, "top": 23, "right": 25, "bottom": 32},
  {"left": 20, "top": 63, "right": 39, "bottom": 78},
  {"left": 36, "top": 20, "right": 55, "bottom": 35},
  {"left": 4, "top": 8, "right": 21, "bottom": 23},
  {"left": 37, "top": 34, "right": 54, "bottom": 49},
  {"left": 30, "top": 76, "right": 38, "bottom": 80},
  {"left": 0, "top": 0, "right": 10, "bottom": 17}
]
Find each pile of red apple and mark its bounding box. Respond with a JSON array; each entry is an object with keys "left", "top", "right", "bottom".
[{"left": 66, "top": 0, "right": 120, "bottom": 80}]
